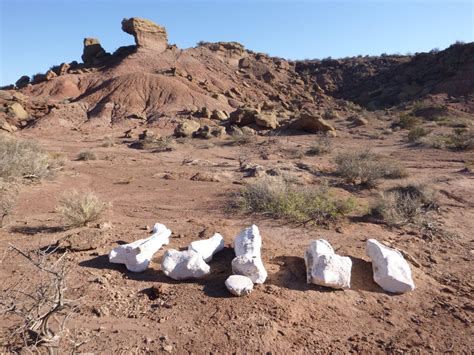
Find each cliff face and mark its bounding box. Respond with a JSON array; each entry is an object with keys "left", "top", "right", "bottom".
[{"left": 295, "top": 43, "right": 474, "bottom": 109}]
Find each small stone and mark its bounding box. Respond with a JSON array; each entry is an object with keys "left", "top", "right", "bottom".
[{"left": 225, "top": 275, "right": 254, "bottom": 296}]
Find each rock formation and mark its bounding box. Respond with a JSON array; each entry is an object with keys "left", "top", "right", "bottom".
[
  {"left": 82, "top": 38, "right": 108, "bottom": 65},
  {"left": 121, "top": 17, "right": 168, "bottom": 52}
]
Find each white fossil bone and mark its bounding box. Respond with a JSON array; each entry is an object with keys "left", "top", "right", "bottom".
[
  {"left": 109, "top": 223, "right": 171, "bottom": 272},
  {"left": 304, "top": 239, "right": 352, "bottom": 289},
  {"left": 366, "top": 239, "right": 415, "bottom": 294},
  {"left": 225, "top": 275, "right": 254, "bottom": 296},
  {"left": 162, "top": 249, "right": 210, "bottom": 280},
  {"left": 188, "top": 233, "right": 225, "bottom": 262},
  {"left": 231, "top": 225, "right": 267, "bottom": 284}
]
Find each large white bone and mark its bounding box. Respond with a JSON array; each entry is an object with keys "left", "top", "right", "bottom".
[
  {"left": 225, "top": 275, "right": 254, "bottom": 296},
  {"left": 162, "top": 249, "right": 210, "bottom": 280},
  {"left": 304, "top": 239, "right": 352, "bottom": 289},
  {"left": 188, "top": 233, "right": 225, "bottom": 262},
  {"left": 109, "top": 223, "right": 171, "bottom": 272},
  {"left": 231, "top": 225, "right": 267, "bottom": 284},
  {"left": 366, "top": 239, "right": 415, "bottom": 294}
]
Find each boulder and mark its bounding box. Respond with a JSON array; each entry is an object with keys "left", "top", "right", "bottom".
[
  {"left": 57, "top": 63, "right": 70, "bottom": 75},
  {"left": 304, "top": 239, "right": 352, "bottom": 289},
  {"left": 0, "top": 90, "right": 13, "bottom": 101},
  {"left": 193, "top": 125, "right": 226, "bottom": 139},
  {"left": 255, "top": 111, "right": 278, "bottom": 129},
  {"left": 291, "top": 112, "right": 336, "bottom": 135},
  {"left": 45, "top": 70, "right": 57, "bottom": 81},
  {"left": 82, "top": 38, "right": 107, "bottom": 65},
  {"left": 0, "top": 120, "right": 17, "bottom": 133},
  {"left": 211, "top": 109, "right": 228, "bottom": 120},
  {"left": 231, "top": 225, "right": 267, "bottom": 284},
  {"left": 366, "top": 239, "right": 415, "bottom": 294},
  {"left": 238, "top": 57, "right": 251, "bottom": 69},
  {"left": 174, "top": 120, "right": 200, "bottom": 137},
  {"left": 15, "top": 75, "right": 30, "bottom": 89},
  {"left": 229, "top": 107, "right": 259, "bottom": 126},
  {"left": 200, "top": 107, "right": 211, "bottom": 118},
  {"left": 347, "top": 114, "right": 368, "bottom": 126},
  {"left": 109, "top": 223, "right": 171, "bottom": 272},
  {"left": 188, "top": 233, "right": 225, "bottom": 262},
  {"left": 225, "top": 275, "right": 254, "bottom": 296},
  {"left": 122, "top": 17, "right": 168, "bottom": 52},
  {"left": 7, "top": 102, "right": 29, "bottom": 120},
  {"left": 162, "top": 249, "right": 210, "bottom": 280}
]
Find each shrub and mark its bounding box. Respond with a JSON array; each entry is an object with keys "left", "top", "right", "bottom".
[
  {"left": 0, "top": 134, "right": 54, "bottom": 181},
  {"left": 397, "top": 114, "right": 420, "bottom": 129},
  {"left": 57, "top": 190, "right": 108, "bottom": 227},
  {"left": 334, "top": 149, "right": 407, "bottom": 188},
  {"left": 76, "top": 150, "right": 97, "bottom": 161},
  {"left": 229, "top": 133, "right": 254, "bottom": 146},
  {"left": 371, "top": 184, "right": 438, "bottom": 226},
  {"left": 407, "top": 126, "right": 429, "bottom": 143},
  {"left": 420, "top": 129, "right": 474, "bottom": 151},
  {"left": 0, "top": 182, "right": 17, "bottom": 228},
  {"left": 233, "top": 176, "right": 355, "bottom": 226},
  {"left": 101, "top": 136, "right": 116, "bottom": 147},
  {"left": 306, "top": 135, "right": 332, "bottom": 156}
]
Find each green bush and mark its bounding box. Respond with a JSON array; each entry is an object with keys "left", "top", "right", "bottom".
[
  {"left": 334, "top": 149, "right": 407, "bottom": 188},
  {"left": 398, "top": 114, "right": 420, "bottom": 129},
  {"left": 233, "top": 176, "right": 355, "bottom": 226}
]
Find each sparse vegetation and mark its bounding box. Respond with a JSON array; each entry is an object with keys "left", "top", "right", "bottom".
[
  {"left": 0, "top": 134, "right": 56, "bottom": 181},
  {"left": 397, "top": 114, "right": 420, "bottom": 129},
  {"left": 233, "top": 176, "right": 355, "bottom": 226},
  {"left": 134, "top": 136, "right": 176, "bottom": 151},
  {"left": 101, "top": 136, "right": 116, "bottom": 147},
  {"left": 228, "top": 132, "right": 254, "bottom": 146},
  {"left": 76, "top": 150, "right": 97, "bottom": 161},
  {"left": 306, "top": 135, "right": 332, "bottom": 156},
  {"left": 334, "top": 149, "right": 407, "bottom": 188},
  {"left": 0, "top": 183, "right": 17, "bottom": 228},
  {"left": 420, "top": 128, "right": 474, "bottom": 151},
  {"left": 371, "top": 184, "right": 438, "bottom": 226},
  {"left": 407, "top": 126, "right": 429, "bottom": 143},
  {"left": 57, "top": 190, "right": 108, "bottom": 228}
]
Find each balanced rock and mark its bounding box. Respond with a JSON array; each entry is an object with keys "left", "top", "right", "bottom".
[
  {"left": 162, "top": 249, "right": 210, "bottom": 280},
  {"left": 304, "top": 239, "right": 352, "bottom": 289},
  {"left": 366, "top": 239, "right": 415, "bottom": 294},
  {"left": 82, "top": 38, "right": 107, "bottom": 65},
  {"left": 225, "top": 275, "right": 254, "bottom": 296},
  {"left": 188, "top": 233, "right": 225, "bottom": 262},
  {"left": 291, "top": 112, "right": 336, "bottom": 135},
  {"left": 122, "top": 17, "right": 168, "bottom": 52},
  {"left": 109, "top": 223, "right": 171, "bottom": 272},
  {"left": 231, "top": 225, "right": 267, "bottom": 284}
]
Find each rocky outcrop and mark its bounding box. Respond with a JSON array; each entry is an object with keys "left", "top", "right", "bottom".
[
  {"left": 121, "top": 17, "right": 168, "bottom": 52},
  {"left": 174, "top": 120, "right": 200, "bottom": 137},
  {"left": 82, "top": 38, "right": 108, "bottom": 65},
  {"left": 15, "top": 75, "right": 30, "bottom": 89},
  {"left": 291, "top": 113, "right": 336, "bottom": 135}
]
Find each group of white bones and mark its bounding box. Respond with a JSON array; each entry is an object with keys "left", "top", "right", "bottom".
[{"left": 109, "top": 224, "right": 415, "bottom": 296}]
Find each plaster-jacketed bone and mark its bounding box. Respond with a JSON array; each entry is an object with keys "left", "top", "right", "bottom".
[
  {"left": 162, "top": 249, "right": 210, "bottom": 280},
  {"left": 225, "top": 275, "right": 254, "bottom": 296},
  {"left": 109, "top": 223, "right": 171, "bottom": 272},
  {"left": 231, "top": 225, "right": 267, "bottom": 284},
  {"left": 304, "top": 239, "right": 352, "bottom": 289},
  {"left": 366, "top": 239, "right": 415, "bottom": 294},
  {"left": 188, "top": 233, "right": 225, "bottom": 262}
]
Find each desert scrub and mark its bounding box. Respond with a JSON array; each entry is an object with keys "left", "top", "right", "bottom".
[
  {"left": 76, "top": 150, "right": 97, "bottom": 161},
  {"left": 0, "top": 133, "right": 56, "bottom": 181},
  {"left": 396, "top": 114, "right": 420, "bottom": 129},
  {"left": 371, "top": 184, "right": 438, "bottom": 227},
  {"left": 0, "top": 182, "right": 18, "bottom": 228},
  {"left": 407, "top": 126, "right": 430, "bottom": 143},
  {"left": 101, "top": 136, "right": 116, "bottom": 147},
  {"left": 57, "top": 190, "right": 108, "bottom": 227},
  {"left": 306, "top": 135, "right": 332, "bottom": 156},
  {"left": 228, "top": 132, "right": 254, "bottom": 146},
  {"left": 334, "top": 149, "right": 407, "bottom": 188},
  {"left": 420, "top": 128, "right": 474, "bottom": 151},
  {"left": 233, "top": 176, "right": 355, "bottom": 226}
]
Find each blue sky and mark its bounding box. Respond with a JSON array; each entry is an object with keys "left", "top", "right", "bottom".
[{"left": 0, "top": 0, "right": 473, "bottom": 85}]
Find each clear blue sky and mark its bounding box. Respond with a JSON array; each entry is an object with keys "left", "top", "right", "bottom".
[{"left": 0, "top": 0, "right": 473, "bottom": 85}]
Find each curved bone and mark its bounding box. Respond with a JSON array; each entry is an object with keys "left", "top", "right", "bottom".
[
  {"left": 109, "top": 223, "right": 171, "bottom": 272},
  {"left": 188, "top": 233, "right": 225, "bottom": 262},
  {"left": 366, "top": 239, "right": 415, "bottom": 293}
]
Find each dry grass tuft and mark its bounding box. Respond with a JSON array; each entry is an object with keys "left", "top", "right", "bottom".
[
  {"left": 0, "top": 182, "right": 18, "bottom": 228},
  {"left": 334, "top": 149, "right": 407, "bottom": 188},
  {"left": 371, "top": 184, "right": 438, "bottom": 226},
  {"left": 232, "top": 176, "right": 355, "bottom": 226},
  {"left": 57, "top": 190, "right": 108, "bottom": 228},
  {"left": 306, "top": 135, "right": 332, "bottom": 156},
  {"left": 76, "top": 150, "right": 98, "bottom": 161}
]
